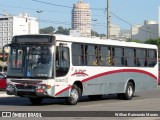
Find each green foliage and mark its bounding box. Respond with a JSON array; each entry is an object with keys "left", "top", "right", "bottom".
[
  {"left": 54, "top": 26, "right": 71, "bottom": 35},
  {"left": 145, "top": 38, "right": 160, "bottom": 58},
  {"left": 128, "top": 39, "right": 142, "bottom": 43},
  {"left": 40, "top": 26, "right": 106, "bottom": 37},
  {"left": 91, "top": 30, "right": 100, "bottom": 37},
  {"left": 40, "top": 26, "right": 55, "bottom": 34},
  {"left": 145, "top": 38, "right": 160, "bottom": 47}
]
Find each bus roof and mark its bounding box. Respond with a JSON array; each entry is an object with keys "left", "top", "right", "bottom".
[
  {"left": 12, "top": 34, "right": 157, "bottom": 49},
  {"left": 54, "top": 34, "right": 157, "bottom": 49}
]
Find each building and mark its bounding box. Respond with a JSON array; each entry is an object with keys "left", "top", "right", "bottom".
[
  {"left": 0, "top": 13, "right": 38, "bottom": 48},
  {"left": 72, "top": 0, "right": 91, "bottom": 37},
  {"left": 108, "top": 24, "right": 131, "bottom": 41},
  {"left": 131, "top": 20, "right": 159, "bottom": 42},
  {"left": 110, "top": 24, "right": 120, "bottom": 39}
]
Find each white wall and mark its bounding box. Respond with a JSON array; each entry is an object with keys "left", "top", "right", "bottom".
[{"left": 131, "top": 22, "right": 159, "bottom": 42}]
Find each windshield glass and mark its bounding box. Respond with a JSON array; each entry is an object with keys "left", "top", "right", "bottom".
[{"left": 7, "top": 45, "right": 53, "bottom": 78}]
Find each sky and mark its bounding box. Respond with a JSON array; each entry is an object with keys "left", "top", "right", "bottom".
[{"left": 0, "top": 0, "right": 159, "bottom": 34}]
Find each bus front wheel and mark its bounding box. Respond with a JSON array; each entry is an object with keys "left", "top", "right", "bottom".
[
  {"left": 65, "top": 85, "right": 80, "bottom": 105},
  {"left": 29, "top": 97, "right": 43, "bottom": 105}
]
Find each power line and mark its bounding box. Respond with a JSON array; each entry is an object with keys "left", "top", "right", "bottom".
[
  {"left": 32, "top": 0, "right": 104, "bottom": 11},
  {"left": 0, "top": 4, "right": 71, "bottom": 14},
  {"left": 32, "top": 0, "right": 72, "bottom": 9}
]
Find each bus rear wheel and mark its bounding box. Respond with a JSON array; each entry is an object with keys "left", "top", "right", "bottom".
[
  {"left": 65, "top": 85, "right": 80, "bottom": 105},
  {"left": 29, "top": 97, "right": 43, "bottom": 105},
  {"left": 121, "top": 82, "right": 134, "bottom": 100}
]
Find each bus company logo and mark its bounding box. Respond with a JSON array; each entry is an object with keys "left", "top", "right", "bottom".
[
  {"left": 24, "top": 83, "right": 28, "bottom": 87},
  {"left": 71, "top": 69, "right": 88, "bottom": 77}
]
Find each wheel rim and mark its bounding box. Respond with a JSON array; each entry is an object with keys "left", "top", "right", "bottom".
[
  {"left": 70, "top": 88, "right": 79, "bottom": 103},
  {"left": 127, "top": 85, "right": 133, "bottom": 97}
]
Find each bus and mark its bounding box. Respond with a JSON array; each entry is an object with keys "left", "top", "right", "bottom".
[{"left": 4, "top": 34, "right": 158, "bottom": 105}]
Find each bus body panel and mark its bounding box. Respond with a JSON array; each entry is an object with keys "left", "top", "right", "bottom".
[{"left": 56, "top": 67, "right": 157, "bottom": 97}]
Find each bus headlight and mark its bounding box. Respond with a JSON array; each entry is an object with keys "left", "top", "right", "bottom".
[
  {"left": 41, "top": 85, "right": 46, "bottom": 89},
  {"left": 36, "top": 85, "right": 47, "bottom": 89},
  {"left": 36, "top": 85, "right": 51, "bottom": 89},
  {"left": 7, "top": 84, "right": 15, "bottom": 88}
]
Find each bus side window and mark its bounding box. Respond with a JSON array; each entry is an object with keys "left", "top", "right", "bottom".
[
  {"left": 101, "top": 46, "right": 108, "bottom": 66},
  {"left": 114, "top": 47, "right": 123, "bottom": 66},
  {"left": 148, "top": 50, "right": 157, "bottom": 67},
  {"left": 144, "top": 50, "right": 148, "bottom": 66},
  {"left": 107, "top": 47, "right": 112, "bottom": 66}
]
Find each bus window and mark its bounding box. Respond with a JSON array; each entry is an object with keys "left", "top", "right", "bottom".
[
  {"left": 144, "top": 50, "right": 148, "bottom": 66},
  {"left": 136, "top": 49, "right": 144, "bottom": 67},
  {"left": 72, "top": 44, "right": 81, "bottom": 66},
  {"left": 101, "top": 46, "right": 108, "bottom": 66},
  {"left": 88, "top": 45, "right": 97, "bottom": 66},
  {"left": 148, "top": 50, "right": 157, "bottom": 67},
  {"left": 56, "top": 47, "right": 70, "bottom": 77},
  {"left": 114, "top": 47, "right": 123, "bottom": 66},
  {"left": 106, "top": 47, "right": 112, "bottom": 66},
  {"left": 10, "top": 48, "right": 23, "bottom": 68},
  {"left": 125, "top": 48, "right": 135, "bottom": 67}
]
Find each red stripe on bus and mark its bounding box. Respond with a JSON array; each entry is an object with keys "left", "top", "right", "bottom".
[
  {"left": 55, "top": 69, "right": 157, "bottom": 96},
  {"left": 82, "top": 69, "right": 157, "bottom": 83},
  {"left": 55, "top": 85, "right": 72, "bottom": 96}
]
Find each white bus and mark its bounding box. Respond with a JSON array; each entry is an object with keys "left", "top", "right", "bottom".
[{"left": 4, "top": 34, "right": 158, "bottom": 105}]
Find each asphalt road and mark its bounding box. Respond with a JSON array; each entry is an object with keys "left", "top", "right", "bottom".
[{"left": 0, "top": 86, "right": 160, "bottom": 120}]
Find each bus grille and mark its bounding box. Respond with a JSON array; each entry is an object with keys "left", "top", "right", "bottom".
[{"left": 16, "top": 84, "right": 36, "bottom": 90}]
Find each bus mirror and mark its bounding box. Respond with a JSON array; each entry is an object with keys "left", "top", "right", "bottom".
[{"left": 59, "top": 43, "right": 63, "bottom": 47}]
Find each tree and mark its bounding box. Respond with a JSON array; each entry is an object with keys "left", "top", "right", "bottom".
[
  {"left": 40, "top": 26, "right": 55, "bottom": 34},
  {"left": 128, "top": 39, "right": 142, "bottom": 43},
  {"left": 145, "top": 38, "right": 160, "bottom": 46},
  {"left": 55, "top": 26, "right": 71, "bottom": 35},
  {"left": 91, "top": 30, "right": 99, "bottom": 37}
]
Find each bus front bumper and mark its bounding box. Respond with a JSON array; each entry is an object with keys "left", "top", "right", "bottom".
[{"left": 6, "top": 84, "right": 50, "bottom": 97}]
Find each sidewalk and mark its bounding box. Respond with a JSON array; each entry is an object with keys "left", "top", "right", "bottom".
[{"left": 0, "top": 91, "right": 14, "bottom": 98}]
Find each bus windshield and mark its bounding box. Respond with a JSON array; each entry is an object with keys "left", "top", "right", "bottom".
[{"left": 7, "top": 45, "right": 53, "bottom": 78}]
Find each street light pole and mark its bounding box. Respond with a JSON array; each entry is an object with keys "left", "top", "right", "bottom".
[
  {"left": 92, "top": 19, "right": 97, "bottom": 37},
  {"left": 36, "top": 10, "right": 43, "bottom": 34}
]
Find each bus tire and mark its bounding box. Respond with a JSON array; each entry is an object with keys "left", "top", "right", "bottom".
[
  {"left": 122, "top": 82, "right": 134, "bottom": 100},
  {"left": 65, "top": 85, "right": 80, "bottom": 105},
  {"left": 88, "top": 95, "right": 102, "bottom": 100},
  {"left": 29, "top": 97, "right": 43, "bottom": 105}
]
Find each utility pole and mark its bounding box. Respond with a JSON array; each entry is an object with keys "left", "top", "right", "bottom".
[
  {"left": 107, "top": 0, "right": 110, "bottom": 39},
  {"left": 92, "top": 19, "right": 97, "bottom": 37}
]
